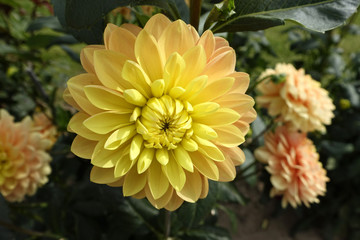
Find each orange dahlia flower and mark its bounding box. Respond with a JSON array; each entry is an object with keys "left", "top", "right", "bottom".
[
  {"left": 33, "top": 112, "right": 57, "bottom": 147},
  {"left": 64, "top": 14, "right": 256, "bottom": 210},
  {"left": 0, "top": 109, "right": 52, "bottom": 202},
  {"left": 256, "top": 63, "right": 335, "bottom": 133},
  {"left": 254, "top": 126, "right": 329, "bottom": 208}
]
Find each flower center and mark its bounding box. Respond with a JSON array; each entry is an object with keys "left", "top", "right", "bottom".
[{"left": 136, "top": 95, "right": 193, "bottom": 150}]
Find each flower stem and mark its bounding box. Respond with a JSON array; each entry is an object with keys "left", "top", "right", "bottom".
[
  {"left": 164, "top": 210, "right": 171, "bottom": 239},
  {"left": 190, "top": 0, "right": 202, "bottom": 30}
]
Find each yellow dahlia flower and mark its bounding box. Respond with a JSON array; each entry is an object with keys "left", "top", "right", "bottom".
[
  {"left": 64, "top": 14, "right": 256, "bottom": 210},
  {"left": 256, "top": 63, "right": 335, "bottom": 133},
  {"left": 0, "top": 109, "right": 52, "bottom": 202},
  {"left": 254, "top": 126, "right": 329, "bottom": 208}
]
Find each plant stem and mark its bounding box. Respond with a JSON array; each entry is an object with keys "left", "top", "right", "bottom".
[
  {"left": 164, "top": 210, "right": 171, "bottom": 239},
  {"left": 190, "top": 0, "right": 202, "bottom": 30}
]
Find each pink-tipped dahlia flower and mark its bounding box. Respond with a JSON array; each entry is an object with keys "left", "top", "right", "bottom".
[
  {"left": 0, "top": 109, "right": 52, "bottom": 202},
  {"left": 64, "top": 14, "right": 256, "bottom": 210},
  {"left": 254, "top": 126, "right": 329, "bottom": 208},
  {"left": 256, "top": 63, "right": 335, "bottom": 133}
]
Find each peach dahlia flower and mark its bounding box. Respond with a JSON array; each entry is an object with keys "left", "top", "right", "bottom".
[
  {"left": 33, "top": 112, "right": 57, "bottom": 147},
  {"left": 256, "top": 63, "right": 335, "bottom": 133},
  {"left": 255, "top": 126, "right": 329, "bottom": 208},
  {"left": 0, "top": 109, "right": 52, "bottom": 202},
  {"left": 64, "top": 14, "right": 256, "bottom": 210}
]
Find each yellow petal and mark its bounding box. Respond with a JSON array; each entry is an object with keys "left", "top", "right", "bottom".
[
  {"left": 194, "top": 136, "right": 225, "bottom": 161},
  {"left": 121, "top": 23, "right": 142, "bottom": 36},
  {"left": 177, "top": 169, "right": 202, "bottom": 202},
  {"left": 84, "top": 85, "right": 135, "bottom": 112},
  {"left": 158, "top": 20, "right": 195, "bottom": 59},
  {"left": 199, "top": 174, "right": 209, "bottom": 198},
  {"left": 216, "top": 156, "right": 236, "bottom": 181},
  {"left": 215, "top": 93, "right": 255, "bottom": 115},
  {"left": 147, "top": 161, "right": 169, "bottom": 199},
  {"left": 104, "top": 23, "right": 119, "bottom": 49},
  {"left": 191, "top": 102, "right": 219, "bottom": 118},
  {"left": 122, "top": 61, "right": 152, "bottom": 98},
  {"left": 162, "top": 153, "right": 186, "bottom": 191},
  {"left": 90, "top": 166, "right": 119, "bottom": 184},
  {"left": 135, "top": 29, "right": 165, "bottom": 81},
  {"left": 215, "top": 36, "right": 229, "bottom": 49},
  {"left": 71, "top": 135, "right": 97, "bottom": 159},
  {"left": 137, "top": 147, "right": 154, "bottom": 174},
  {"left": 164, "top": 193, "right": 184, "bottom": 211},
  {"left": 92, "top": 139, "right": 127, "bottom": 168},
  {"left": 108, "top": 27, "right": 136, "bottom": 61},
  {"left": 202, "top": 49, "right": 236, "bottom": 81},
  {"left": 83, "top": 112, "right": 132, "bottom": 134},
  {"left": 107, "top": 177, "right": 124, "bottom": 187},
  {"left": 93, "top": 50, "right": 132, "bottom": 91},
  {"left": 270, "top": 176, "right": 287, "bottom": 191},
  {"left": 190, "top": 77, "right": 235, "bottom": 104},
  {"left": 144, "top": 13, "right": 171, "bottom": 40},
  {"left": 180, "top": 75, "right": 208, "bottom": 101},
  {"left": 197, "top": 30, "right": 215, "bottom": 60},
  {"left": 145, "top": 184, "right": 173, "bottom": 209},
  {"left": 169, "top": 86, "right": 186, "bottom": 99},
  {"left": 104, "top": 125, "right": 136, "bottom": 150},
  {"left": 190, "top": 151, "right": 219, "bottom": 181},
  {"left": 213, "top": 125, "right": 245, "bottom": 147},
  {"left": 130, "top": 134, "right": 143, "bottom": 160},
  {"left": 227, "top": 72, "right": 250, "bottom": 94},
  {"left": 80, "top": 45, "right": 104, "bottom": 74},
  {"left": 63, "top": 87, "right": 82, "bottom": 111},
  {"left": 123, "top": 167, "right": 147, "bottom": 196},
  {"left": 163, "top": 52, "right": 186, "bottom": 92},
  {"left": 193, "top": 108, "right": 240, "bottom": 126},
  {"left": 67, "top": 73, "right": 102, "bottom": 115},
  {"left": 192, "top": 123, "right": 217, "bottom": 140},
  {"left": 114, "top": 152, "right": 136, "bottom": 177},
  {"left": 68, "top": 112, "right": 102, "bottom": 141},
  {"left": 123, "top": 89, "right": 147, "bottom": 106},
  {"left": 151, "top": 79, "right": 165, "bottom": 98},
  {"left": 156, "top": 148, "right": 169, "bottom": 165},
  {"left": 173, "top": 147, "right": 193, "bottom": 172},
  {"left": 181, "top": 138, "right": 198, "bottom": 152}
]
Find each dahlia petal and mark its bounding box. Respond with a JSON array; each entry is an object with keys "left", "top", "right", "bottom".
[
  {"left": 213, "top": 125, "right": 245, "bottom": 147},
  {"left": 194, "top": 136, "right": 225, "bottom": 161},
  {"left": 193, "top": 108, "right": 240, "bottom": 126},
  {"left": 63, "top": 87, "right": 82, "bottom": 111},
  {"left": 104, "top": 23, "right": 118, "bottom": 49},
  {"left": 216, "top": 156, "right": 236, "bottom": 181},
  {"left": 177, "top": 169, "right": 202, "bottom": 202},
  {"left": 270, "top": 175, "right": 288, "bottom": 191},
  {"left": 84, "top": 85, "right": 135, "bottom": 112},
  {"left": 144, "top": 13, "right": 172, "bottom": 40},
  {"left": 123, "top": 167, "right": 147, "bottom": 196},
  {"left": 215, "top": 36, "right": 229, "bottom": 49},
  {"left": 121, "top": 23, "right": 142, "bottom": 36},
  {"left": 199, "top": 175, "right": 209, "bottom": 198},
  {"left": 135, "top": 29, "right": 165, "bottom": 81},
  {"left": 67, "top": 73, "right": 102, "bottom": 115},
  {"left": 192, "top": 123, "right": 217, "bottom": 140},
  {"left": 214, "top": 93, "right": 255, "bottom": 114},
  {"left": 190, "top": 77, "right": 234, "bottom": 104},
  {"left": 178, "top": 46, "right": 206, "bottom": 87},
  {"left": 114, "top": 153, "right": 136, "bottom": 177},
  {"left": 148, "top": 161, "right": 169, "bottom": 199},
  {"left": 94, "top": 50, "right": 131, "bottom": 91},
  {"left": 174, "top": 146, "right": 194, "bottom": 172},
  {"left": 137, "top": 148, "right": 154, "bottom": 174},
  {"left": 181, "top": 138, "right": 198, "bottom": 152},
  {"left": 92, "top": 139, "right": 127, "bottom": 168},
  {"left": 90, "top": 166, "right": 119, "bottom": 184},
  {"left": 146, "top": 184, "right": 173, "bottom": 209},
  {"left": 163, "top": 52, "right": 186, "bottom": 92},
  {"left": 123, "top": 89, "right": 147, "bottom": 106},
  {"left": 130, "top": 107, "right": 141, "bottom": 122},
  {"left": 80, "top": 45, "right": 104, "bottom": 74},
  {"left": 225, "top": 147, "right": 246, "bottom": 166},
  {"left": 158, "top": 20, "right": 195, "bottom": 59},
  {"left": 71, "top": 135, "right": 97, "bottom": 159},
  {"left": 202, "top": 49, "right": 236, "bottom": 81},
  {"left": 162, "top": 154, "right": 186, "bottom": 191},
  {"left": 169, "top": 86, "right": 186, "bottom": 99},
  {"left": 181, "top": 75, "right": 208, "bottom": 100},
  {"left": 227, "top": 72, "right": 250, "bottom": 94},
  {"left": 190, "top": 151, "right": 219, "bottom": 181},
  {"left": 107, "top": 177, "right": 124, "bottom": 187},
  {"left": 151, "top": 79, "right": 165, "bottom": 98},
  {"left": 130, "top": 134, "right": 143, "bottom": 160},
  {"left": 108, "top": 27, "right": 136, "bottom": 61},
  {"left": 156, "top": 148, "right": 169, "bottom": 165},
  {"left": 197, "top": 30, "right": 215, "bottom": 60},
  {"left": 164, "top": 193, "right": 184, "bottom": 211},
  {"left": 191, "top": 102, "right": 219, "bottom": 117},
  {"left": 104, "top": 125, "right": 136, "bottom": 150},
  {"left": 83, "top": 112, "right": 132, "bottom": 134},
  {"left": 122, "top": 61, "right": 152, "bottom": 98},
  {"left": 68, "top": 112, "right": 102, "bottom": 141}
]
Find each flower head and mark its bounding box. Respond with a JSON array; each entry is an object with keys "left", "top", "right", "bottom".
[
  {"left": 64, "top": 14, "right": 256, "bottom": 210},
  {"left": 255, "top": 126, "right": 329, "bottom": 208},
  {"left": 0, "top": 109, "right": 52, "bottom": 202},
  {"left": 33, "top": 112, "right": 57, "bottom": 147},
  {"left": 256, "top": 63, "right": 335, "bottom": 133}
]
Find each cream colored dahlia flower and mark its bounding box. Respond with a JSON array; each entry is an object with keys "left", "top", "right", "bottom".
[
  {"left": 64, "top": 14, "right": 256, "bottom": 210},
  {"left": 255, "top": 126, "right": 329, "bottom": 208},
  {"left": 256, "top": 63, "right": 335, "bottom": 133},
  {"left": 0, "top": 109, "right": 52, "bottom": 202}
]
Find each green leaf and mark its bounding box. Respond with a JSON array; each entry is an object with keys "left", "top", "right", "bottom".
[
  {"left": 211, "top": 0, "right": 360, "bottom": 33},
  {"left": 26, "top": 16, "right": 63, "bottom": 32},
  {"left": 204, "top": 0, "right": 235, "bottom": 30},
  {"left": 185, "top": 225, "right": 231, "bottom": 240},
  {"left": 217, "top": 182, "right": 246, "bottom": 205}
]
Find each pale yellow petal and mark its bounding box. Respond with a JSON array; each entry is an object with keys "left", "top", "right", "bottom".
[
  {"left": 108, "top": 27, "right": 136, "bottom": 61},
  {"left": 104, "top": 23, "right": 119, "bottom": 49},
  {"left": 92, "top": 138, "right": 127, "bottom": 168},
  {"left": 63, "top": 87, "right": 82, "bottom": 111},
  {"left": 215, "top": 93, "right": 255, "bottom": 115},
  {"left": 137, "top": 147, "right": 154, "bottom": 174},
  {"left": 130, "top": 134, "right": 143, "bottom": 160},
  {"left": 162, "top": 153, "right": 186, "bottom": 191},
  {"left": 114, "top": 152, "right": 136, "bottom": 177},
  {"left": 191, "top": 102, "right": 219, "bottom": 118},
  {"left": 147, "top": 161, "right": 169, "bottom": 199},
  {"left": 173, "top": 147, "right": 193, "bottom": 172},
  {"left": 190, "top": 151, "right": 219, "bottom": 181},
  {"left": 216, "top": 156, "right": 236, "bottom": 181},
  {"left": 202, "top": 49, "right": 235, "bottom": 81},
  {"left": 104, "top": 125, "right": 136, "bottom": 150},
  {"left": 122, "top": 61, "right": 152, "bottom": 98},
  {"left": 151, "top": 79, "right": 165, "bottom": 98},
  {"left": 144, "top": 13, "right": 171, "bottom": 40},
  {"left": 215, "top": 36, "right": 229, "bottom": 49},
  {"left": 68, "top": 112, "right": 102, "bottom": 141},
  {"left": 164, "top": 193, "right": 184, "bottom": 211},
  {"left": 84, "top": 85, "right": 135, "bottom": 112},
  {"left": 227, "top": 72, "right": 250, "bottom": 94},
  {"left": 181, "top": 138, "right": 198, "bottom": 152},
  {"left": 156, "top": 148, "right": 169, "bottom": 165},
  {"left": 180, "top": 75, "right": 208, "bottom": 101},
  {"left": 190, "top": 77, "right": 234, "bottom": 104},
  {"left": 194, "top": 136, "right": 225, "bottom": 161},
  {"left": 83, "top": 111, "right": 132, "bottom": 134},
  {"left": 213, "top": 125, "right": 245, "bottom": 147},
  {"left": 135, "top": 29, "right": 165, "bottom": 81},
  {"left": 192, "top": 123, "right": 217, "bottom": 140},
  {"left": 80, "top": 45, "right": 104, "bottom": 74},
  {"left": 199, "top": 174, "right": 209, "bottom": 198},
  {"left": 197, "top": 30, "right": 215, "bottom": 60},
  {"left": 163, "top": 52, "right": 185, "bottom": 92},
  {"left": 225, "top": 146, "right": 245, "bottom": 166},
  {"left": 123, "top": 167, "right": 147, "bottom": 196},
  {"left": 145, "top": 184, "right": 173, "bottom": 209},
  {"left": 193, "top": 108, "right": 240, "bottom": 126},
  {"left": 121, "top": 23, "right": 142, "bottom": 36},
  {"left": 123, "top": 89, "right": 147, "bottom": 106},
  {"left": 71, "top": 135, "right": 97, "bottom": 159},
  {"left": 177, "top": 169, "right": 202, "bottom": 202},
  {"left": 90, "top": 166, "right": 119, "bottom": 184}
]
